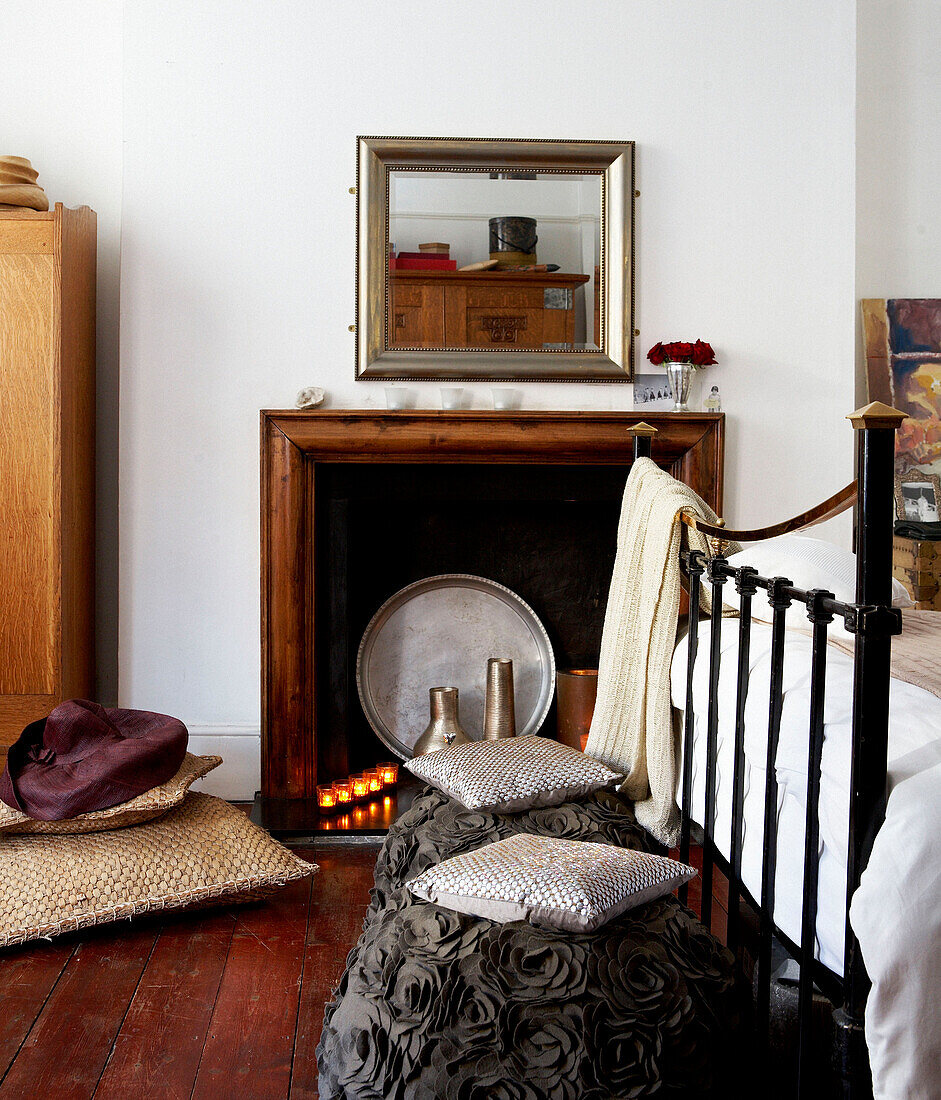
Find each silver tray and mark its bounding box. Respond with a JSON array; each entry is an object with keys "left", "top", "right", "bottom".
[{"left": 356, "top": 574, "right": 555, "bottom": 760}]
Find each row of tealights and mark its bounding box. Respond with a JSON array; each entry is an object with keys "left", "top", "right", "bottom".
[{"left": 316, "top": 761, "right": 399, "bottom": 813}]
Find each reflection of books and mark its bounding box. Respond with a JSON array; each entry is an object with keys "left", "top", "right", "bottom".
[{"left": 391, "top": 257, "right": 457, "bottom": 270}]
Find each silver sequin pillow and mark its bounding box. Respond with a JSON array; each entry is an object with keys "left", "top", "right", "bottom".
[
  {"left": 404, "top": 735, "right": 622, "bottom": 813},
  {"left": 407, "top": 833, "right": 696, "bottom": 932}
]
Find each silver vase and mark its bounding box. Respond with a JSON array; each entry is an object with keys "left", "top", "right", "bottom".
[
  {"left": 665, "top": 361, "right": 693, "bottom": 412},
  {"left": 413, "top": 686, "right": 471, "bottom": 756},
  {"left": 483, "top": 657, "right": 516, "bottom": 740}
]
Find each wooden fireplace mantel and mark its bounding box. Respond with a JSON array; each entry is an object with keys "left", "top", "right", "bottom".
[{"left": 260, "top": 409, "right": 724, "bottom": 803}]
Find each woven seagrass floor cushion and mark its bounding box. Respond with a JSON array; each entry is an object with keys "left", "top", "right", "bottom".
[
  {"left": 0, "top": 792, "right": 317, "bottom": 948},
  {"left": 318, "top": 787, "right": 740, "bottom": 1099},
  {"left": 0, "top": 753, "right": 221, "bottom": 836}
]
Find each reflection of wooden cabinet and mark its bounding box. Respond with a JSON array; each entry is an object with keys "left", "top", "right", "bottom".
[
  {"left": 389, "top": 271, "right": 590, "bottom": 349},
  {"left": 0, "top": 205, "right": 96, "bottom": 747}
]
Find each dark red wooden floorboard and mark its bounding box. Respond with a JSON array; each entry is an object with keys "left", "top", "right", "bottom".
[
  {"left": 289, "top": 944, "right": 349, "bottom": 1100},
  {"left": 190, "top": 870, "right": 315, "bottom": 1100},
  {"left": 0, "top": 940, "right": 75, "bottom": 1078},
  {"left": 0, "top": 925, "right": 158, "bottom": 1100},
  {"left": 93, "top": 911, "right": 236, "bottom": 1100},
  {"left": 290, "top": 848, "right": 377, "bottom": 1100}
]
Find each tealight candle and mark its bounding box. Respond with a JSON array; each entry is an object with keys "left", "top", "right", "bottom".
[
  {"left": 317, "top": 784, "right": 337, "bottom": 811},
  {"left": 333, "top": 779, "right": 352, "bottom": 805},
  {"left": 366, "top": 768, "right": 383, "bottom": 794},
  {"left": 378, "top": 762, "right": 399, "bottom": 786},
  {"left": 350, "top": 773, "right": 369, "bottom": 800}
]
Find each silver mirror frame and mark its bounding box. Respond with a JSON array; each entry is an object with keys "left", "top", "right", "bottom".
[{"left": 355, "top": 136, "right": 635, "bottom": 381}]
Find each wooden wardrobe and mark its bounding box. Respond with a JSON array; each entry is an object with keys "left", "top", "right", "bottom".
[{"left": 0, "top": 203, "right": 96, "bottom": 747}]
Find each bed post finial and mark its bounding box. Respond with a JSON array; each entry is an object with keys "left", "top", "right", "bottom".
[
  {"left": 631, "top": 421, "right": 658, "bottom": 460},
  {"left": 845, "top": 401, "right": 906, "bottom": 430}
]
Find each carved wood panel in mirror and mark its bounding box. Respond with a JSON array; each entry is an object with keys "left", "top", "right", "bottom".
[{"left": 355, "top": 137, "right": 635, "bottom": 381}]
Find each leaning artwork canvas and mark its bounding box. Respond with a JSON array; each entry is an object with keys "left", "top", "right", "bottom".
[{"left": 863, "top": 298, "right": 941, "bottom": 477}]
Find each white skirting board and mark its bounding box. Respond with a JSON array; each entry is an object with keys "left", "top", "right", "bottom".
[{"left": 186, "top": 726, "right": 260, "bottom": 801}]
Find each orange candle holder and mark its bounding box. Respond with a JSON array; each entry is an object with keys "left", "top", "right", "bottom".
[
  {"left": 378, "top": 761, "right": 399, "bottom": 786},
  {"left": 350, "top": 773, "right": 370, "bottom": 801},
  {"left": 333, "top": 779, "right": 353, "bottom": 805},
  {"left": 366, "top": 768, "right": 383, "bottom": 794},
  {"left": 317, "top": 784, "right": 337, "bottom": 812}
]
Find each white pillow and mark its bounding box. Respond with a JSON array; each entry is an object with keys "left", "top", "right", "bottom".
[
  {"left": 724, "top": 534, "right": 913, "bottom": 629},
  {"left": 407, "top": 833, "right": 696, "bottom": 932}
]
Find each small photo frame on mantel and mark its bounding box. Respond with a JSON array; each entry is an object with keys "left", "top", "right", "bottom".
[{"left": 895, "top": 467, "right": 941, "bottom": 522}]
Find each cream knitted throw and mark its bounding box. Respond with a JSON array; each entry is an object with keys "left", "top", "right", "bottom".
[{"left": 585, "top": 457, "right": 738, "bottom": 846}]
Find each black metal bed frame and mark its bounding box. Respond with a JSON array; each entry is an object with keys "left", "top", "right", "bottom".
[{"left": 633, "top": 405, "right": 906, "bottom": 1099}]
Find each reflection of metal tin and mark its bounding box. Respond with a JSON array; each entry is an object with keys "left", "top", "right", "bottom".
[
  {"left": 356, "top": 575, "right": 555, "bottom": 760},
  {"left": 483, "top": 658, "right": 516, "bottom": 740},
  {"left": 489, "top": 216, "right": 537, "bottom": 266},
  {"left": 556, "top": 668, "right": 598, "bottom": 751}
]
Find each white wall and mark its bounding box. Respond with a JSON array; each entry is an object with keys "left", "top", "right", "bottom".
[
  {"left": 115, "top": 0, "right": 859, "bottom": 796},
  {"left": 7, "top": 1, "right": 873, "bottom": 797},
  {"left": 856, "top": 0, "right": 941, "bottom": 397},
  {"left": 4, "top": 0, "right": 123, "bottom": 707}
]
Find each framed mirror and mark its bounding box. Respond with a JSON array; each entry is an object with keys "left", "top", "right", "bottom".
[{"left": 355, "top": 136, "right": 635, "bottom": 381}]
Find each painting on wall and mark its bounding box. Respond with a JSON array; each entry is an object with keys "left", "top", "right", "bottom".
[{"left": 862, "top": 298, "right": 941, "bottom": 478}]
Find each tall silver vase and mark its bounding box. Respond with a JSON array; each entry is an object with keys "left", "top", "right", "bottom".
[
  {"left": 413, "top": 686, "right": 471, "bottom": 756},
  {"left": 665, "top": 361, "right": 693, "bottom": 412},
  {"left": 483, "top": 657, "right": 516, "bottom": 739}
]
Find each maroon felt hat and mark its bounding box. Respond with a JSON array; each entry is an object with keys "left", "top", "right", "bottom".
[{"left": 0, "top": 700, "right": 188, "bottom": 821}]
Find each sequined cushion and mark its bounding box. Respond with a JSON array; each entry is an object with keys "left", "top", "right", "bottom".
[
  {"left": 407, "top": 832, "right": 696, "bottom": 932},
  {"left": 404, "top": 734, "right": 622, "bottom": 813}
]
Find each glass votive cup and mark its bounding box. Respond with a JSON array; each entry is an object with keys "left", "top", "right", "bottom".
[
  {"left": 378, "top": 761, "right": 399, "bottom": 786},
  {"left": 317, "top": 784, "right": 337, "bottom": 812},
  {"left": 491, "top": 388, "right": 523, "bottom": 411},
  {"left": 366, "top": 768, "right": 383, "bottom": 794},
  {"left": 350, "top": 773, "right": 370, "bottom": 800},
  {"left": 385, "top": 387, "right": 414, "bottom": 410},
  {"left": 333, "top": 779, "right": 353, "bottom": 805},
  {"left": 440, "top": 386, "right": 464, "bottom": 410}
]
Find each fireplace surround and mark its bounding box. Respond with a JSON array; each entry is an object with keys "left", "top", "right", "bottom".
[{"left": 258, "top": 409, "right": 724, "bottom": 832}]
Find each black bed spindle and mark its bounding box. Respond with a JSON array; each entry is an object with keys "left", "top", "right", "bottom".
[
  {"left": 797, "top": 589, "right": 836, "bottom": 1095},
  {"left": 701, "top": 556, "right": 728, "bottom": 932},
  {"left": 679, "top": 550, "right": 706, "bottom": 906},
  {"left": 727, "top": 566, "right": 758, "bottom": 955},
  {"left": 756, "top": 576, "right": 793, "bottom": 1044}
]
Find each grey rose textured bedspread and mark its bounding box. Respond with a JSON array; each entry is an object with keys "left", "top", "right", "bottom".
[{"left": 317, "top": 787, "right": 740, "bottom": 1100}]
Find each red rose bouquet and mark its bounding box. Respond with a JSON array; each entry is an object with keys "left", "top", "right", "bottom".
[{"left": 647, "top": 340, "right": 716, "bottom": 367}]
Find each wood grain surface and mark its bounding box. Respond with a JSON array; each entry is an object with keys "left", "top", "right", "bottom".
[
  {"left": 0, "top": 249, "right": 56, "bottom": 697},
  {"left": 0, "top": 205, "right": 95, "bottom": 745}
]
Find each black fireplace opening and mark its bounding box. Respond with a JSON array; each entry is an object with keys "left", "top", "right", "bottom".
[{"left": 314, "top": 462, "right": 625, "bottom": 785}]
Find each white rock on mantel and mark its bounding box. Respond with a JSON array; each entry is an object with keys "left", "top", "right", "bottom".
[{"left": 295, "top": 386, "right": 325, "bottom": 409}]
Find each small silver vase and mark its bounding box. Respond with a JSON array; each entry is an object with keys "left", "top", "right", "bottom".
[
  {"left": 483, "top": 657, "right": 516, "bottom": 740},
  {"left": 665, "top": 361, "right": 694, "bottom": 412},
  {"left": 413, "top": 686, "right": 471, "bottom": 756}
]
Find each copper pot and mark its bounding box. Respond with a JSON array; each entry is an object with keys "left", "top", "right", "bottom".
[{"left": 556, "top": 669, "right": 598, "bottom": 751}]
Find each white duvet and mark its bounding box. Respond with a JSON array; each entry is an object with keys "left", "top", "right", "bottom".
[{"left": 672, "top": 621, "right": 941, "bottom": 1100}]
